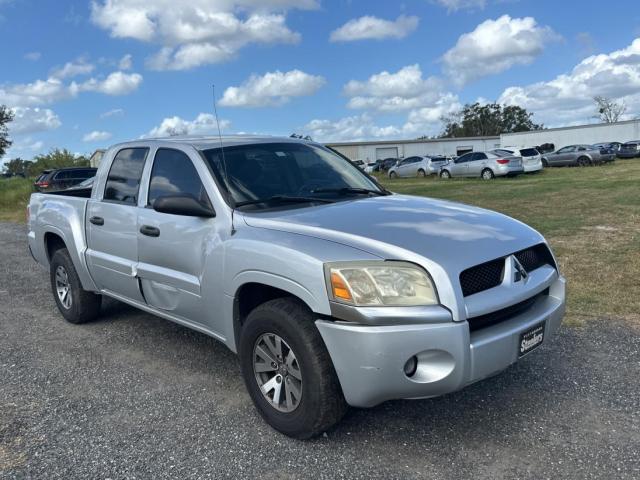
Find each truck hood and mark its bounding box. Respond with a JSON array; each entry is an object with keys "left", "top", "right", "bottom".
[{"left": 241, "top": 194, "right": 544, "bottom": 275}]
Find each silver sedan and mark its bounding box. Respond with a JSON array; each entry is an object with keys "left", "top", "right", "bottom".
[{"left": 440, "top": 151, "right": 524, "bottom": 179}]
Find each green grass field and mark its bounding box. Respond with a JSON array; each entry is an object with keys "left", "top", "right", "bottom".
[
  {"left": 377, "top": 161, "right": 640, "bottom": 325},
  {"left": 0, "top": 176, "right": 33, "bottom": 223},
  {"left": 1, "top": 161, "right": 638, "bottom": 325}
]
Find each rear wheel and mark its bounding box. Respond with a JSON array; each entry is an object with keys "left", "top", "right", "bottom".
[
  {"left": 577, "top": 156, "right": 590, "bottom": 167},
  {"left": 417, "top": 169, "right": 426, "bottom": 177},
  {"left": 50, "top": 248, "right": 102, "bottom": 324},
  {"left": 481, "top": 168, "right": 495, "bottom": 180},
  {"left": 239, "top": 298, "right": 347, "bottom": 439},
  {"left": 440, "top": 170, "right": 451, "bottom": 179}
]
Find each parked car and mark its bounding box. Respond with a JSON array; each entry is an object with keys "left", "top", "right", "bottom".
[
  {"left": 389, "top": 156, "right": 451, "bottom": 178},
  {"left": 352, "top": 159, "right": 365, "bottom": 169},
  {"left": 380, "top": 157, "right": 399, "bottom": 172},
  {"left": 363, "top": 162, "right": 378, "bottom": 174},
  {"left": 617, "top": 141, "right": 640, "bottom": 159},
  {"left": 536, "top": 143, "right": 555, "bottom": 155},
  {"left": 541, "top": 145, "right": 601, "bottom": 167},
  {"left": 593, "top": 142, "right": 622, "bottom": 155},
  {"left": 440, "top": 151, "right": 524, "bottom": 179},
  {"left": 591, "top": 144, "right": 617, "bottom": 163},
  {"left": 33, "top": 167, "right": 97, "bottom": 192},
  {"left": 28, "top": 135, "right": 565, "bottom": 439},
  {"left": 492, "top": 148, "right": 543, "bottom": 173}
]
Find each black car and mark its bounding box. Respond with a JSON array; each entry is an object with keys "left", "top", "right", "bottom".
[
  {"left": 380, "top": 157, "right": 399, "bottom": 171},
  {"left": 34, "top": 167, "right": 97, "bottom": 192}
]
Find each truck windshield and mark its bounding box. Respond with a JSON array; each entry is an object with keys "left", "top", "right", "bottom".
[{"left": 201, "top": 142, "right": 386, "bottom": 209}]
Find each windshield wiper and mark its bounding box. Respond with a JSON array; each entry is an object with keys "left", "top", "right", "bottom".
[
  {"left": 310, "top": 187, "right": 390, "bottom": 196},
  {"left": 235, "top": 195, "right": 336, "bottom": 208}
]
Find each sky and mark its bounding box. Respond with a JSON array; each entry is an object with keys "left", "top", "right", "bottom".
[{"left": 1, "top": 0, "right": 640, "bottom": 163}]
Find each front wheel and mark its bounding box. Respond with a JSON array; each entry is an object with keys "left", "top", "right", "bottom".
[
  {"left": 239, "top": 298, "right": 347, "bottom": 439},
  {"left": 440, "top": 170, "right": 451, "bottom": 179},
  {"left": 417, "top": 169, "right": 426, "bottom": 177},
  {"left": 389, "top": 171, "right": 397, "bottom": 178},
  {"left": 50, "top": 248, "right": 102, "bottom": 324}
]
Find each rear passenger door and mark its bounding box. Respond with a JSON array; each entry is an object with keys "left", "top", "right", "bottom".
[
  {"left": 136, "top": 148, "right": 216, "bottom": 323},
  {"left": 85, "top": 147, "right": 148, "bottom": 303}
]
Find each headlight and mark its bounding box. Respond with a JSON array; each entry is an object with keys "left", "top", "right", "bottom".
[{"left": 325, "top": 261, "right": 438, "bottom": 307}]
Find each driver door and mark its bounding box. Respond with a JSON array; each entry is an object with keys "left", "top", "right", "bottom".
[{"left": 450, "top": 153, "right": 472, "bottom": 176}]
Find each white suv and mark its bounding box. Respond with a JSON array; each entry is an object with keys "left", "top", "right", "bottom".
[{"left": 494, "top": 147, "right": 543, "bottom": 173}]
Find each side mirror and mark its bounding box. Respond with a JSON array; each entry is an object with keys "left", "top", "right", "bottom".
[{"left": 153, "top": 194, "right": 215, "bottom": 218}]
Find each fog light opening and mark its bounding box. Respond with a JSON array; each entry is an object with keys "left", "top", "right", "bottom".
[{"left": 403, "top": 356, "right": 418, "bottom": 378}]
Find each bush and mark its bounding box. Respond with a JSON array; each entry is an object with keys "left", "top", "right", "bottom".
[{"left": 0, "top": 176, "right": 33, "bottom": 222}]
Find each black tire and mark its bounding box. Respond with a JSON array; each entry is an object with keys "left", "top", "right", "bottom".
[
  {"left": 239, "top": 298, "right": 347, "bottom": 439},
  {"left": 481, "top": 168, "right": 495, "bottom": 180},
  {"left": 542, "top": 158, "right": 548, "bottom": 167},
  {"left": 440, "top": 169, "right": 451, "bottom": 179},
  {"left": 389, "top": 171, "right": 397, "bottom": 178},
  {"left": 577, "top": 156, "right": 590, "bottom": 167},
  {"left": 50, "top": 248, "right": 102, "bottom": 324},
  {"left": 417, "top": 169, "right": 426, "bottom": 177}
]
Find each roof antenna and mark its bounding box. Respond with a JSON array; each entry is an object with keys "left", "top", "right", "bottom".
[{"left": 213, "top": 84, "right": 235, "bottom": 235}]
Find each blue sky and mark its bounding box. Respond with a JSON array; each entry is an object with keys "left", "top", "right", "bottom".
[{"left": 2, "top": 0, "right": 640, "bottom": 162}]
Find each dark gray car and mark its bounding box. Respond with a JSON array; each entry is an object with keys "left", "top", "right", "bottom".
[
  {"left": 541, "top": 145, "right": 601, "bottom": 167},
  {"left": 617, "top": 141, "right": 640, "bottom": 159}
]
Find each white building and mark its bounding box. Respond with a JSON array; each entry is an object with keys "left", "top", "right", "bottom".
[
  {"left": 326, "top": 119, "right": 640, "bottom": 161},
  {"left": 326, "top": 136, "right": 500, "bottom": 162},
  {"left": 500, "top": 119, "right": 640, "bottom": 149}
]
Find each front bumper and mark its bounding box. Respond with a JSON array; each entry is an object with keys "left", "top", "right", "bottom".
[{"left": 316, "top": 276, "right": 565, "bottom": 407}]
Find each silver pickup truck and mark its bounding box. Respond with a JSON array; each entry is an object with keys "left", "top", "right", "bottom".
[{"left": 28, "top": 136, "right": 566, "bottom": 439}]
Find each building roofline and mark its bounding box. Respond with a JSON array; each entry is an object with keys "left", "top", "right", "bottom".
[
  {"left": 325, "top": 135, "right": 500, "bottom": 147},
  {"left": 502, "top": 118, "right": 640, "bottom": 137}
]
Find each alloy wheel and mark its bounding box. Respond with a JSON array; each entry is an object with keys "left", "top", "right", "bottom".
[
  {"left": 55, "top": 265, "right": 72, "bottom": 309},
  {"left": 253, "top": 333, "right": 302, "bottom": 413}
]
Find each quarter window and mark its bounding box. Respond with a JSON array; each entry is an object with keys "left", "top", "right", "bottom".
[
  {"left": 104, "top": 148, "right": 149, "bottom": 205},
  {"left": 148, "top": 149, "right": 211, "bottom": 208}
]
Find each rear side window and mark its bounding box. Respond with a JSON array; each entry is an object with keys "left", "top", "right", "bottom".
[
  {"left": 104, "top": 148, "right": 149, "bottom": 204},
  {"left": 148, "top": 149, "right": 211, "bottom": 208}
]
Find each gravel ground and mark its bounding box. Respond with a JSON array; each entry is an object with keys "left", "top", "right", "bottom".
[{"left": 1, "top": 221, "right": 639, "bottom": 479}]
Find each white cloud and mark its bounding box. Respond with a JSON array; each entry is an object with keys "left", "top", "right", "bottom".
[
  {"left": 100, "top": 108, "right": 125, "bottom": 119},
  {"left": 442, "top": 15, "right": 559, "bottom": 86},
  {"left": 329, "top": 15, "right": 419, "bottom": 42},
  {"left": 24, "top": 52, "right": 41, "bottom": 61},
  {"left": 83, "top": 130, "right": 113, "bottom": 142},
  {"left": 302, "top": 114, "right": 402, "bottom": 142},
  {"left": 9, "top": 107, "right": 61, "bottom": 134},
  {"left": 91, "top": 0, "right": 317, "bottom": 70},
  {"left": 498, "top": 37, "right": 640, "bottom": 126},
  {"left": 145, "top": 113, "right": 231, "bottom": 137},
  {"left": 343, "top": 64, "right": 445, "bottom": 112},
  {"left": 51, "top": 59, "right": 95, "bottom": 79},
  {"left": 118, "top": 54, "right": 133, "bottom": 70},
  {"left": 433, "top": 0, "right": 486, "bottom": 11},
  {"left": 219, "top": 70, "right": 325, "bottom": 107},
  {"left": 0, "top": 71, "right": 143, "bottom": 107},
  {"left": 76, "top": 71, "right": 143, "bottom": 96}
]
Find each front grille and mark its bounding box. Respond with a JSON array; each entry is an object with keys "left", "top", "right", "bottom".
[
  {"left": 459, "top": 259, "right": 504, "bottom": 297},
  {"left": 514, "top": 243, "right": 556, "bottom": 272},
  {"left": 468, "top": 288, "right": 549, "bottom": 332},
  {"left": 460, "top": 243, "right": 555, "bottom": 297}
]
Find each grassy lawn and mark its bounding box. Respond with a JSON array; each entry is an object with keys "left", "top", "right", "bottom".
[
  {"left": 377, "top": 161, "right": 640, "bottom": 326},
  {"left": 0, "top": 176, "right": 33, "bottom": 223}
]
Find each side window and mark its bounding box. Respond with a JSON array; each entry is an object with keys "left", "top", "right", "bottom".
[
  {"left": 456, "top": 153, "right": 472, "bottom": 164},
  {"left": 148, "top": 149, "right": 211, "bottom": 208},
  {"left": 104, "top": 148, "right": 148, "bottom": 205},
  {"left": 472, "top": 153, "right": 487, "bottom": 161}
]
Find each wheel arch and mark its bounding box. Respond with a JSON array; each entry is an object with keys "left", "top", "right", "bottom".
[{"left": 231, "top": 278, "right": 322, "bottom": 352}]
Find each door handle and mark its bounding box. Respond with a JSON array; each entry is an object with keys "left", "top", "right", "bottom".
[
  {"left": 140, "top": 225, "right": 160, "bottom": 237},
  {"left": 89, "top": 216, "right": 104, "bottom": 226}
]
